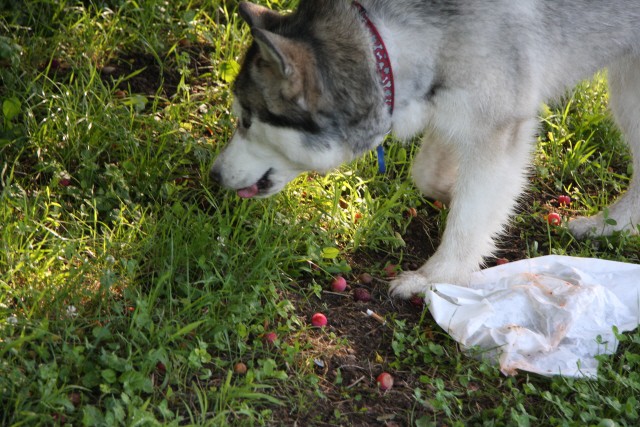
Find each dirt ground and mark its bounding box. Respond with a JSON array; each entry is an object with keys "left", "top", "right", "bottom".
[
  {"left": 275, "top": 210, "right": 533, "bottom": 426},
  {"left": 282, "top": 225, "right": 440, "bottom": 425}
]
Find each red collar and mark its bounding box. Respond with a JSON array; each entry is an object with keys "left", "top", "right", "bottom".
[
  {"left": 353, "top": 1, "right": 393, "bottom": 173},
  {"left": 353, "top": 1, "right": 395, "bottom": 114}
]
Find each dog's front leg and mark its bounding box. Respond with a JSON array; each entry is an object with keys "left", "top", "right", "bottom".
[
  {"left": 390, "top": 119, "right": 537, "bottom": 298},
  {"left": 410, "top": 128, "right": 458, "bottom": 205}
]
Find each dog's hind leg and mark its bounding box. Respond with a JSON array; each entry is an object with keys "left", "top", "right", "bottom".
[
  {"left": 411, "top": 128, "right": 458, "bottom": 205},
  {"left": 569, "top": 56, "right": 640, "bottom": 238},
  {"left": 390, "top": 119, "right": 537, "bottom": 298}
]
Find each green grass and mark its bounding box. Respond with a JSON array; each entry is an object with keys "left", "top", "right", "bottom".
[{"left": 1, "top": 1, "right": 639, "bottom": 426}]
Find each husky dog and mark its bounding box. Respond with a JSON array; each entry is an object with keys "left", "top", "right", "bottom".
[{"left": 210, "top": 0, "right": 640, "bottom": 298}]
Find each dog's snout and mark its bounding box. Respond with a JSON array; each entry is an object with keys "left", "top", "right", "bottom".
[{"left": 209, "top": 165, "right": 222, "bottom": 185}]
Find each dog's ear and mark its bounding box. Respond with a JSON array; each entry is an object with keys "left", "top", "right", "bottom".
[
  {"left": 252, "top": 28, "right": 297, "bottom": 78},
  {"left": 251, "top": 28, "right": 321, "bottom": 112},
  {"left": 238, "top": 2, "right": 282, "bottom": 29}
]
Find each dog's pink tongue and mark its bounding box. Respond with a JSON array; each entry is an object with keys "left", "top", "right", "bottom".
[{"left": 237, "top": 184, "right": 259, "bottom": 199}]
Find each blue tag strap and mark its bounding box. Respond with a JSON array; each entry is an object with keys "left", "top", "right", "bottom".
[{"left": 376, "top": 144, "right": 386, "bottom": 173}]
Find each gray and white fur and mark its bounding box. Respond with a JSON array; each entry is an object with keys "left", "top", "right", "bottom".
[{"left": 210, "top": 0, "right": 640, "bottom": 298}]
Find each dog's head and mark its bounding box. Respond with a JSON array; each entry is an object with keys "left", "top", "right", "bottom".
[{"left": 210, "top": 1, "right": 390, "bottom": 198}]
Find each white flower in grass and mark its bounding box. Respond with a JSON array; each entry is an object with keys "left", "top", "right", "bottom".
[
  {"left": 7, "top": 315, "right": 18, "bottom": 325},
  {"left": 66, "top": 305, "right": 78, "bottom": 318}
]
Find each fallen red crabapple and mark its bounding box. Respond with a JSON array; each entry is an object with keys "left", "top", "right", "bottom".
[
  {"left": 311, "top": 313, "right": 328, "bottom": 327},
  {"left": 358, "top": 272, "right": 373, "bottom": 284},
  {"left": 547, "top": 212, "right": 562, "bottom": 226},
  {"left": 263, "top": 332, "right": 277, "bottom": 344},
  {"left": 383, "top": 264, "right": 398, "bottom": 278},
  {"left": 68, "top": 392, "right": 82, "bottom": 407},
  {"left": 406, "top": 207, "right": 418, "bottom": 218},
  {"left": 155, "top": 362, "right": 167, "bottom": 375},
  {"left": 331, "top": 276, "right": 347, "bottom": 292},
  {"left": 557, "top": 195, "right": 571, "bottom": 206},
  {"left": 233, "top": 362, "right": 248, "bottom": 375},
  {"left": 353, "top": 288, "right": 372, "bottom": 302},
  {"left": 409, "top": 295, "right": 425, "bottom": 308},
  {"left": 376, "top": 372, "right": 394, "bottom": 390}
]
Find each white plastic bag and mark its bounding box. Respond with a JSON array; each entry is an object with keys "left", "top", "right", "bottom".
[{"left": 425, "top": 255, "right": 640, "bottom": 377}]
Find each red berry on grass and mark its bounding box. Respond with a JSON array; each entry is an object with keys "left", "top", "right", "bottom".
[
  {"left": 406, "top": 207, "right": 418, "bottom": 218},
  {"left": 155, "top": 362, "right": 166, "bottom": 375},
  {"left": 311, "top": 313, "right": 328, "bottom": 327},
  {"left": 263, "top": 332, "right": 277, "bottom": 345},
  {"left": 331, "top": 276, "right": 347, "bottom": 292},
  {"left": 234, "top": 362, "right": 247, "bottom": 375},
  {"left": 353, "top": 288, "right": 371, "bottom": 302},
  {"left": 383, "top": 264, "right": 398, "bottom": 278},
  {"left": 69, "top": 392, "right": 82, "bottom": 407},
  {"left": 496, "top": 257, "right": 509, "bottom": 265},
  {"left": 376, "top": 372, "right": 394, "bottom": 390},
  {"left": 557, "top": 195, "right": 571, "bottom": 206},
  {"left": 359, "top": 272, "right": 373, "bottom": 284},
  {"left": 547, "top": 212, "right": 562, "bottom": 226},
  {"left": 409, "top": 295, "right": 424, "bottom": 308}
]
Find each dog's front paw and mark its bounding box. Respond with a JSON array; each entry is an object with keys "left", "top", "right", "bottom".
[
  {"left": 388, "top": 271, "right": 434, "bottom": 299},
  {"left": 567, "top": 215, "right": 601, "bottom": 239},
  {"left": 569, "top": 212, "right": 639, "bottom": 239}
]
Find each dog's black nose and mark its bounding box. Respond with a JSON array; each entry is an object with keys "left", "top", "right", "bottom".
[{"left": 209, "top": 166, "right": 222, "bottom": 185}]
